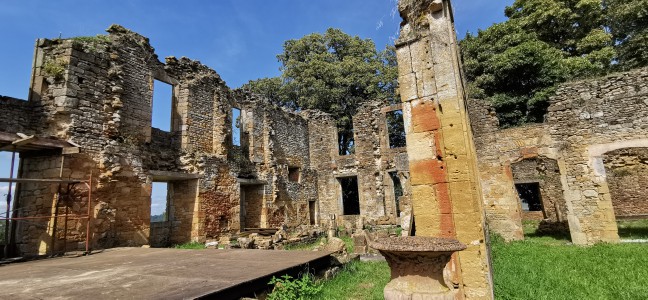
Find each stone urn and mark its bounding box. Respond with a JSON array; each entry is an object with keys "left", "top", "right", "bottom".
[{"left": 369, "top": 236, "right": 466, "bottom": 300}]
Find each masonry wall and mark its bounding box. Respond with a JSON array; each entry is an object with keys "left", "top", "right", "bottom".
[
  {"left": 0, "top": 97, "right": 34, "bottom": 134},
  {"left": 1, "top": 25, "right": 327, "bottom": 256},
  {"left": 603, "top": 148, "right": 648, "bottom": 217},
  {"left": 304, "top": 101, "right": 411, "bottom": 232},
  {"left": 545, "top": 67, "right": 648, "bottom": 244}
]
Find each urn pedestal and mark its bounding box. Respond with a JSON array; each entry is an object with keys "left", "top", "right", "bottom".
[{"left": 369, "top": 237, "right": 466, "bottom": 300}]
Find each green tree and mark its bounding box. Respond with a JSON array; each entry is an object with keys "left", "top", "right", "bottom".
[
  {"left": 462, "top": 21, "right": 569, "bottom": 126},
  {"left": 241, "top": 28, "right": 397, "bottom": 155},
  {"left": 461, "top": 0, "right": 625, "bottom": 127},
  {"left": 605, "top": 0, "right": 648, "bottom": 70}
]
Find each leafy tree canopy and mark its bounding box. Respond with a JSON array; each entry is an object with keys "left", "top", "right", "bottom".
[
  {"left": 241, "top": 28, "right": 397, "bottom": 155},
  {"left": 462, "top": 0, "right": 647, "bottom": 127}
]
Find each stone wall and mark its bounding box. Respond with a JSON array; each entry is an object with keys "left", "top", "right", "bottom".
[
  {"left": 511, "top": 157, "right": 565, "bottom": 221},
  {"left": 304, "top": 100, "right": 411, "bottom": 232},
  {"left": 546, "top": 67, "right": 648, "bottom": 244},
  {"left": 0, "top": 25, "right": 324, "bottom": 256},
  {"left": 469, "top": 67, "right": 648, "bottom": 245},
  {"left": 0, "top": 96, "right": 34, "bottom": 134},
  {"left": 603, "top": 147, "right": 648, "bottom": 217},
  {"left": 2, "top": 25, "right": 412, "bottom": 256}
]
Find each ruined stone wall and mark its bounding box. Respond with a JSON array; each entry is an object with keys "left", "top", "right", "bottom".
[
  {"left": 304, "top": 111, "right": 338, "bottom": 227},
  {"left": 4, "top": 26, "right": 243, "bottom": 255},
  {"left": 0, "top": 96, "right": 34, "bottom": 134},
  {"left": 468, "top": 98, "right": 569, "bottom": 238},
  {"left": 303, "top": 101, "right": 411, "bottom": 231},
  {"left": 603, "top": 148, "right": 648, "bottom": 217},
  {"left": 546, "top": 67, "right": 648, "bottom": 244},
  {"left": 4, "top": 24, "right": 412, "bottom": 256}
]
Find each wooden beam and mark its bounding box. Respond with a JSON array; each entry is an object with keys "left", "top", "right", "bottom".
[{"left": 0, "top": 178, "right": 87, "bottom": 184}]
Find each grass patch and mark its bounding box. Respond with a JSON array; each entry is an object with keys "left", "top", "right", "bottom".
[
  {"left": 173, "top": 242, "right": 205, "bottom": 249},
  {"left": 617, "top": 219, "right": 648, "bottom": 240},
  {"left": 492, "top": 234, "right": 648, "bottom": 299},
  {"left": 339, "top": 236, "right": 354, "bottom": 253},
  {"left": 313, "top": 260, "right": 389, "bottom": 300}
]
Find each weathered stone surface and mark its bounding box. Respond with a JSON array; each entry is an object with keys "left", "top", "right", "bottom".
[
  {"left": 370, "top": 237, "right": 466, "bottom": 300},
  {"left": 395, "top": 0, "right": 492, "bottom": 298},
  {"left": 321, "top": 237, "right": 346, "bottom": 254}
]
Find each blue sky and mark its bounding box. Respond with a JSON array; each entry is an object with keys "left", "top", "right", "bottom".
[{"left": 0, "top": 0, "right": 513, "bottom": 216}]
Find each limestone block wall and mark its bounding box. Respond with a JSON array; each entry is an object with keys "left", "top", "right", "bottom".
[
  {"left": 304, "top": 101, "right": 411, "bottom": 231},
  {"left": 546, "top": 67, "right": 648, "bottom": 244},
  {"left": 468, "top": 98, "right": 569, "bottom": 239},
  {"left": 0, "top": 96, "right": 34, "bottom": 134},
  {"left": 304, "top": 111, "right": 339, "bottom": 226},
  {"left": 396, "top": 0, "right": 492, "bottom": 298},
  {"left": 603, "top": 148, "right": 648, "bottom": 217}
]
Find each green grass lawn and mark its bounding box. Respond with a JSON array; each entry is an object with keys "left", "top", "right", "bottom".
[
  {"left": 493, "top": 221, "right": 648, "bottom": 299},
  {"left": 312, "top": 260, "right": 389, "bottom": 300},
  {"left": 304, "top": 222, "right": 648, "bottom": 300},
  {"left": 617, "top": 219, "right": 648, "bottom": 240}
]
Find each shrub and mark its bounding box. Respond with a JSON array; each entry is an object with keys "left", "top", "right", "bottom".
[{"left": 267, "top": 274, "right": 321, "bottom": 300}]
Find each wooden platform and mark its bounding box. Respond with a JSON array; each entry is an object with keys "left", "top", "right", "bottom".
[{"left": 0, "top": 247, "right": 332, "bottom": 299}]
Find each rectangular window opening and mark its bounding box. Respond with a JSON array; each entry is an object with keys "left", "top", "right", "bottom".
[
  {"left": 0, "top": 152, "right": 19, "bottom": 245},
  {"left": 338, "top": 127, "right": 355, "bottom": 156},
  {"left": 232, "top": 107, "right": 241, "bottom": 146},
  {"left": 386, "top": 110, "right": 406, "bottom": 148},
  {"left": 288, "top": 167, "right": 300, "bottom": 183},
  {"left": 339, "top": 176, "right": 360, "bottom": 215},
  {"left": 389, "top": 171, "right": 403, "bottom": 217},
  {"left": 515, "top": 182, "right": 543, "bottom": 212},
  {"left": 151, "top": 182, "right": 169, "bottom": 222},
  {"left": 152, "top": 80, "right": 173, "bottom": 132},
  {"left": 309, "top": 201, "right": 316, "bottom": 225}
]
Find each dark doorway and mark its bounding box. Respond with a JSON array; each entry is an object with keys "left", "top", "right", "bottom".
[
  {"left": 515, "top": 182, "right": 543, "bottom": 212},
  {"left": 339, "top": 177, "right": 360, "bottom": 215}
]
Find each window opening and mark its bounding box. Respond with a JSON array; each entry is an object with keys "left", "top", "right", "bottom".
[
  {"left": 309, "top": 201, "right": 316, "bottom": 225},
  {"left": 515, "top": 182, "right": 543, "bottom": 212},
  {"left": 152, "top": 80, "right": 173, "bottom": 131},
  {"left": 288, "top": 167, "right": 300, "bottom": 183},
  {"left": 338, "top": 127, "right": 355, "bottom": 156},
  {"left": 232, "top": 108, "right": 241, "bottom": 146},
  {"left": 386, "top": 110, "right": 406, "bottom": 148},
  {"left": 389, "top": 171, "right": 403, "bottom": 217},
  {"left": 151, "top": 182, "right": 169, "bottom": 222},
  {"left": 339, "top": 176, "right": 360, "bottom": 215},
  {"left": 0, "top": 152, "right": 19, "bottom": 245}
]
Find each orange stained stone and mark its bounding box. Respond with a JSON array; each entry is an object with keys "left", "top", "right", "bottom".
[
  {"left": 410, "top": 159, "right": 448, "bottom": 185},
  {"left": 411, "top": 101, "right": 441, "bottom": 132},
  {"left": 435, "top": 182, "right": 453, "bottom": 214},
  {"left": 440, "top": 213, "right": 456, "bottom": 238}
]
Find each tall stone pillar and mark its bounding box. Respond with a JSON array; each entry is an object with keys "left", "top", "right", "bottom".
[{"left": 395, "top": 0, "right": 493, "bottom": 298}]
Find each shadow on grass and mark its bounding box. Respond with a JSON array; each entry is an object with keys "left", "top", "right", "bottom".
[{"left": 617, "top": 219, "right": 648, "bottom": 240}]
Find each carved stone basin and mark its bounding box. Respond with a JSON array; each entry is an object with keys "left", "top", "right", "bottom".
[{"left": 369, "top": 237, "right": 466, "bottom": 300}]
